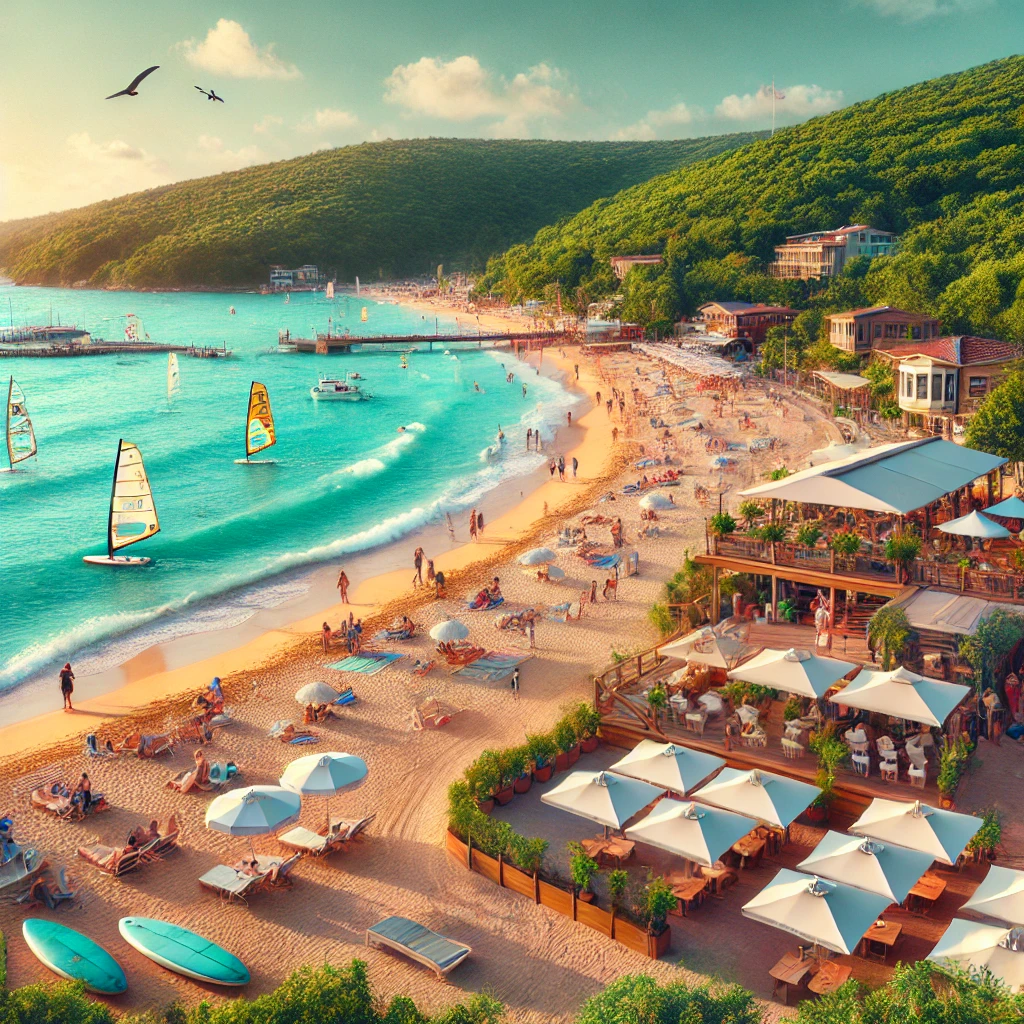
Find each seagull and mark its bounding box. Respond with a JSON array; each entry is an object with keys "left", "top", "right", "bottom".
[
  {"left": 105, "top": 65, "right": 160, "bottom": 99},
  {"left": 195, "top": 86, "right": 225, "bottom": 103}
]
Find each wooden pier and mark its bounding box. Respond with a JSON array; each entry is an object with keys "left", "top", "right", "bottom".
[
  {"left": 279, "top": 329, "right": 568, "bottom": 354},
  {"left": 0, "top": 341, "right": 229, "bottom": 359}
]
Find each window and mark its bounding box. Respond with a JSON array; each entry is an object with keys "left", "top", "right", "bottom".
[
  {"left": 859, "top": 233, "right": 866, "bottom": 242},
  {"left": 912, "top": 326, "right": 921, "bottom": 339},
  {"left": 969, "top": 377, "right": 988, "bottom": 397},
  {"left": 874, "top": 323, "right": 882, "bottom": 338},
  {"left": 917, "top": 375, "right": 928, "bottom": 400},
  {"left": 857, "top": 325, "right": 864, "bottom": 344},
  {"left": 932, "top": 374, "right": 942, "bottom": 401},
  {"left": 945, "top": 374, "right": 956, "bottom": 402},
  {"left": 905, "top": 373, "right": 913, "bottom": 398}
]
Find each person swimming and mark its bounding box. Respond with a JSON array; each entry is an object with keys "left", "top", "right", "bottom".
[{"left": 473, "top": 381, "right": 481, "bottom": 391}]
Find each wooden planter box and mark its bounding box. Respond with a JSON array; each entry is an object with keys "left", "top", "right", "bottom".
[{"left": 580, "top": 736, "right": 599, "bottom": 753}]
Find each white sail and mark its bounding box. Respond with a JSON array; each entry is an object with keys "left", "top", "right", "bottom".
[
  {"left": 355, "top": 276, "right": 360, "bottom": 296},
  {"left": 361, "top": 307, "right": 368, "bottom": 322},
  {"left": 167, "top": 353, "right": 181, "bottom": 399},
  {"left": 5, "top": 376, "right": 38, "bottom": 468},
  {"left": 326, "top": 281, "right": 335, "bottom": 300},
  {"left": 109, "top": 440, "right": 160, "bottom": 555}
]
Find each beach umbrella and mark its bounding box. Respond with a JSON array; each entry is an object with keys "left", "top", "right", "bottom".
[
  {"left": 742, "top": 868, "right": 892, "bottom": 956},
  {"left": 986, "top": 496, "right": 1024, "bottom": 520},
  {"left": 961, "top": 866, "right": 1024, "bottom": 926},
  {"left": 609, "top": 740, "right": 725, "bottom": 795},
  {"left": 727, "top": 647, "right": 857, "bottom": 700},
  {"left": 928, "top": 919, "right": 1024, "bottom": 991},
  {"left": 540, "top": 770, "right": 664, "bottom": 832},
  {"left": 429, "top": 619, "right": 470, "bottom": 642},
  {"left": 830, "top": 666, "right": 969, "bottom": 728},
  {"left": 796, "top": 830, "right": 933, "bottom": 904},
  {"left": 850, "top": 798, "right": 982, "bottom": 866},
  {"left": 205, "top": 785, "right": 302, "bottom": 859},
  {"left": 520, "top": 564, "right": 565, "bottom": 581},
  {"left": 660, "top": 627, "right": 749, "bottom": 670},
  {"left": 626, "top": 798, "right": 757, "bottom": 869},
  {"left": 280, "top": 751, "right": 367, "bottom": 832},
  {"left": 938, "top": 510, "right": 1011, "bottom": 539},
  {"left": 518, "top": 547, "right": 558, "bottom": 566},
  {"left": 639, "top": 492, "right": 676, "bottom": 511},
  {"left": 295, "top": 681, "right": 341, "bottom": 706},
  {"left": 692, "top": 767, "right": 819, "bottom": 829}
]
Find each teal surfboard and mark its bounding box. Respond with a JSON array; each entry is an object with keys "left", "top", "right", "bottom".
[
  {"left": 22, "top": 918, "right": 127, "bottom": 994},
  {"left": 118, "top": 917, "right": 250, "bottom": 986}
]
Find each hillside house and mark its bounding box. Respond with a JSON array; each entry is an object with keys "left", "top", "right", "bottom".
[
  {"left": 696, "top": 301, "right": 797, "bottom": 348},
  {"left": 826, "top": 306, "right": 942, "bottom": 354},
  {"left": 770, "top": 226, "right": 898, "bottom": 280}
]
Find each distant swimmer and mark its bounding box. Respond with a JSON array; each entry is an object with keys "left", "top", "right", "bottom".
[
  {"left": 473, "top": 381, "right": 481, "bottom": 392},
  {"left": 105, "top": 65, "right": 160, "bottom": 99},
  {"left": 397, "top": 426, "right": 406, "bottom": 432},
  {"left": 195, "top": 86, "right": 225, "bottom": 103},
  {"left": 522, "top": 383, "right": 528, "bottom": 398}
]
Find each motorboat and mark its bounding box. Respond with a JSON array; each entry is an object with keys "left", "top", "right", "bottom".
[{"left": 310, "top": 374, "right": 367, "bottom": 401}]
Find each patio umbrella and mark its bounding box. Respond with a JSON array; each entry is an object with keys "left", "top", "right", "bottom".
[
  {"left": 518, "top": 547, "right": 558, "bottom": 566},
  {"left": 205, "top": 785, "right": 302, "bottom": 859},
  {"left": 796, "top": 830, "right": 933, "bottom": 904},
  {"left": 626, "top": 798, "right": 757, "bottom": 868},
  {"left": 960, "top": 866, "right": 1024, "bottom": 925},
  {"left": 540, "top": 770, "right": 664, "bottom": 832},
  {"left": 692, "top": 767, "right": 820, "bottom": 829},
  {"left": 937, "top": 510, "right": 1011, "bottom": 539},
  {"left": 660, "top": 627, "right": 749, "bottom": 670},
  {"left": 280, "top": 751, "right": 368, "bottom": 832},
  {"left": 742, "top": 868, "right": 892, "bottom": 956},
  {"left": 521, "top": 564, "right": 565, "bottom": 580},
  {"left": 295, "top": 681, "right": 342, "bottom": 706},
  {"left": 986, "top": 496, "right": 1024, "bottom": 521},
  {"left": 830, "top": 666, "right": 969, "bottom": 728},
  {"left": 639, "top": 492, "right": 676, "bottom": 512},
  {"left": 609, "top": 740, "right": 725, "bottom": 795},
  {"left": 429, "top": 619, "right": 470, "bottom": 642},
  {"left": 928, "top": 920, "right": 1024, "bottom": 991},
  {"left": 727, "top": 648, "right": 857, "bottom": 700},
  {"left": 850, "top": 798, "right": 982, "bottom": 866}
]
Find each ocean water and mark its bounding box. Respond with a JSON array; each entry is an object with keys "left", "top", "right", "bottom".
[{"left": 0, "top": 285, "right": 574, "bottom": 694}]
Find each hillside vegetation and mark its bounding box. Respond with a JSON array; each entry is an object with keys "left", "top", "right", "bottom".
[
  {"left": 481, "top": 56, "right": 1024, "bottom": 346},
  {"left": 0, "top": 135, "right": 763, "bottom": 289}
]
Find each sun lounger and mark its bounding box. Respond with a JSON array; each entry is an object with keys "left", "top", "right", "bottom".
[
  {"left": 166, "top": 761, "right": 238, "bottom": 793},
  {"left": 198, "top": 864, "right": 269, "bottom": 903},
  {"left": 84, "top": 734, "right": 113, "bottom": 758},
  {"left": 252, "top": 852, "right": 302, "bottom": 887},
  {"left": 268, "top": 721, "right": 320, "bottom": 744},
  {"left": 116, "top": 732, "right": 175, "bottom": 758},
  {"left": 77, "top": 843, "right": 144, "bottom": 877},
  {"left": 411, "top": 660, "right": 435, "bottom": 678},
  {"left": 16, "top": 866, "right": 76, "bottom": 909},
  {"left": 279, "top": 812, "right": 376, "bottom": 856},
  {"left": 366, "top": 916, "right": 472, "bottom": 979}
]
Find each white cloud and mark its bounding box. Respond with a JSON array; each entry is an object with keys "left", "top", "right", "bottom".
[
  {"left": 295, "top": 108, "right": 359, "bottom": 134},
  {"left": 181, "top": 19, "right": 301, "bottom": 80},
  {"left": 859, "top": 0, "right": 990, "bottom": 19},
  {"left": 253, "top": 114, "right": 284, "bottom": 134},
  {"left": 192, "top": 134, "right": 264, "bottom": 172},
  {"left": 615, "top": 102, "right": 698, "bottom": 141},
  {"left": 715, "top": 84, "right": 843, "bottom": 122},
  {"left": 384, "top": 56, "right": 574, "bottom": 135}
]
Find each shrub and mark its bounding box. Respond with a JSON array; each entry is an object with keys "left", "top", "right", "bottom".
[
  {"left": 937, "top": 737, "right": 971, "bottom": 797},
  {"left": 709, "top": 512, "right": 737, "bottom": 537},
  {"left": 553, "top": 717, "right": 578, "bottom": 753},
  {"left": 607, "top": 869, "right": 629, "bottom": 910},
  {"left": 526, "top": 731, "right": 557, "bottom": 768},
  {"left": 967, "top": 808, "right": 1002, "bottom": 855},
  {"left": 829, "top": 530, "right": 863, "bottom": 556},
  {"left": 567, "top": 842, "right": 600, "bottom": 895},
  {"left": 564, "top": 699, "right": 601, "bottom": 740},
  {"left": 795, "top": 522, "right": 823, "bottom": 547},
  {"left": 574, "top": 975, "right": 761, "bottom": 1024},
  {"left": 737, "top": 499, "right": 764, "bottom": 528},
  {"left": 868, "top": 605, "right": 913, "bottom": 670},
  {"left": 783, "top": 696, "right": 802, "bottom": 721},
  {"left": 768, "top": 466, "right": 790, "bottom": 481},
  {"left": 809, "top": 725, "right": 848, "bottom": 806},
  {"left": 755, "top": 522, "right": 787, "bottom": 543},
  {"left": 648, "top": 602, "right": 675, "bottom": 636},
  {"left": 884, "top": 527, "right": 922, "bottom": 580},
  {"left": 466, "top": 751, "right": 503, "bottom": 801},
  {"left": 643, "top": 876, "right": 677, "bottom": 934},
  {"left": 959, "top": 608, "right": 1024, "bottom": 691},
  {"left": 507, "top": 833, "right": 549, "bottom": 873}
]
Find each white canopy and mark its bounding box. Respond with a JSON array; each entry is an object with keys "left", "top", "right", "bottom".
[
  {"left": 808, "top": 442, "right": 867, "bottom": 467},
  {"left": 728, "top": 648, "right": 857, "bottom": 700},
  {"left": 796, "top": 830, "right": 933, "bottom": 904},
  {"left": 742, "top": 868, "right": 892, "bottom": 955},
  {"left": 429, "top": 619, "right": 470, "bottom": 642},
  {"left": 937, "top": 510, "right": 1011, "bottom": 539},
  {"left": 540, "top": 771, "right": 664, "bottom": 830},
  {"left": 831, "top": 666, "right": 969, "bottom": 728},
  {"left": 205, "top": 785, "right": 302, "bottom": 838},
  {"left": 626, "top": 799, "right": 757, "bottom": 868},
  {"left": 961, "top": 866, "right": 1024, "bottom": 926},
  {"left": 739, "top": 438, "right": 1005, "bottom": 515},
  {"left": 928, "top": 920, "right": 1024, "bottom": 991},
  {"left": 295, "top": 681, "right": 342, "bottom": 706},
  {"left": 986, "top": 496, "right": 1024, "bottom": 520},
  {"left": 639, "top": 492, "right": 676, "bottom": 511},
  {"left": 898, "top": 589, "right": 1014, "bottom": 637},
  {"left": 519, "top": 547, "right": 558, "bottom": 566},
  {"left": 609, "top": 740, "right": 725, "bottom": 795},
  {"left": 850, "top": 798, "right": 982, "bottom": 866},
  {"left": 693, "top": 767, "right": 819, "bottom": 829},
  {"left": 660, "top": 627, "right": 751, "bottom": 669}
]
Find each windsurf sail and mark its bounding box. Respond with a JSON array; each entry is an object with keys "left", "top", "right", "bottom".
[
  {"left": 355, "top": 276, "right": 360, "bottom": 296},
  {"left": 108, "top": 440, "right": 160, "bottom": 556},
  {"left": 167, "top": 353, "right": 180, "bottom": 399},
  {"left": 5, "top": 376, "right": 38, "bottom": 469},
  {"left": 245, "top": 381, "right": 276, "bottom": 458},
  {"left": 361, "top": 307, "right": 368, "bottom": 322},
  {"left": 326, "top": 281, "right": 335, "bottom": 300}
]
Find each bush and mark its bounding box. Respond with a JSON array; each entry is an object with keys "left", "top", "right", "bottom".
[
  {"left": 937, "top": 736, "right": 971, "bottom": 797},
  {"left": 795, "top": 523, "right": 823, "bottom": 547},
  {"left": 829, "top": 530, "right": 863, "bottom": 556},
  {"left": 648, "top": 602, "right": 675, "bottom": 636},
  {"left": 709, "top": 512, "right": 737, "bottom": 537},
  {"left": 737, "top": 499, "right": 764, "bottom": 528},
  {"left": 884, "top": 527, "right": 922, "bottom": 579},
  {"left": 768, "top": 466, "right": 790, "bottom": 481},
  {"left": 607, "top": 869, "right": 629, "bottom": 909},
  {"left": 959, "top": 608, "right": 1024, "bottom": 691},
  {"left": 567, "top": 842, "right": 600, "bottom": 895},
  {"left": 755, "top": 522, "right": 787, "bottom": 543},
  {"left": 574, "top": 975, "right": 761, "bottom": 1024},
  {"left": 967, "top": 808, "right": 1002, "bottom": 855},
  {"left": 526, "top": 731, "right": 557, "bottom": 769},
  {"left": 809, "top": 724, "right": 848, "bottom": 806},
  {"left": 643, "top": 876, "right": 678, "bottom": 934},
  {"left": 868, "top": 605, "right": 913, "bottom": 670},
  {"left": 564, "top": 699, "right": 601, "bottom": 741},
  {"left": 553, "top": 718, "right": 578, "bottom": 753}
]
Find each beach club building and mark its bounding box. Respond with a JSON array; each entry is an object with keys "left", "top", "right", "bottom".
[
  {"left": 269, "top": 264, "right": 323, "bottom": 291},
  {"left": 770, "top": 226, "right": 898, "bottom": 280},
  {"left": 825, "top": 307, "right": 942, "bottom": 355},
  {"left": 696, "top": 301, "right": 798, "bottom": 350},
  {"left": 609, "top": 255, "right": 663, "bottom": 281}
]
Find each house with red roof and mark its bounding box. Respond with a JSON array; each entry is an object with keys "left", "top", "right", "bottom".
[
  {"left": 770, "top": 225, "right": 898, "bottom": 280},
  {"left": 696, "top": 300, "right": 798, "bottom": 349},
  {"left": 825, "top": 306, "right": 942, "bottom": 354}
]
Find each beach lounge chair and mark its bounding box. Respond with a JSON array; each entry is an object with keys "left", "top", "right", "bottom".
[
  {"left": 16, "top": 867, "right": 76, "bottom": 909},
  {"left": 116, "top": 732, "right": 175, "bottom": 758},
  {"left": 198, "top": 864, "right": 269, "bottom": 904},
  {"left": 411, "top": 660, "right": 435, "bottom": 678},
  {"left": 268, "top": 721, "right": 320, "bottom": 744},
  {"left": 366, "top": 916, "right": 471, "bottom": 979},
  {"left": 31, "top": 783, "right": 110, "bottom": 821},
  {"left": 77, "top": 842, "right": 144, "bottom": 878},
  {"left": 167, "top": 761, "right": 238, "bottom": 794},
  {"left": 84, "top": 735, "right": 113, "bottom": 758},
  {"left": 408, "top": 698, "right": 461, "bottom": 731}
]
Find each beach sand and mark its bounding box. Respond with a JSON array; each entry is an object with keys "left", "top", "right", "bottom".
[{"left": 0, "top": 338, "right": 834, "bottom": 1021}]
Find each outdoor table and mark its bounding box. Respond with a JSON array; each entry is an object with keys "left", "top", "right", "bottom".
[
  {"left": 807, "top": 960, "right": 852, "bottom": 995},
  {"left": 701, "top": 864, "right": 733, "bottom": 895},
  {"left": 906, "top": 872, "right": 947, "bottom": 914},
  {"left": 670, "top": 877, "right": 708, "bottom": 917},
  {"left": 580, "top": 838, "right": 610, "bottom": 861},
  {"left": 731, "top": 834, "right": 766, "bottom": 870},
  {"left": 770, "top": 951, "right": 812, "bottom": 1004},
  {"left": 601, "top": 837, "right": 635, "bottom": 866},
  {"left": 859, "top": 920, "right": 902, "bottom": 963}
]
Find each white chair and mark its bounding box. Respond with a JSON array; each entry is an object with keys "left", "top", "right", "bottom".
[
  {"left": 737, "top": 704, "right": 760, "bottom": 727},
  {"left": 782, "top": 738, "right": 805, "bottom": 759},
  {"left": 906, "top": 735, "right": 928, "bottom": 773},
  {"left": 908, "top": 765, "right": 926, "bottom": 788},
  {"left": 852, "top": 753, "right": 870, "bottom": 777}
]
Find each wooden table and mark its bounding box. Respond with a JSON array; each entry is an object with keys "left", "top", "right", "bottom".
[
  {"left": 581, "top": 836, "right": 635, "bottom": 867},
  {"left": 670, "top": 877, "right": 708, "bottom": 917},
  {"left": 906, "top": 872, "right": 947, "bottom": 914},
  {"left": 580, "top": 838, "right": 609, "bottom": 860},
  {"left": 859, "top": 920, "right": 902, "bottom": 962},
  {"left": 769, "top": 951, "right": 812, "bottom": 1004},
  {"left": 807, "top": 960, "right": 852, "bottom": 995},
  {"left": 701, "top": 864, "right": 735, "bottom": 896},
  {"left": 731, "top": 835, "right": 766, "bottom": 870}
]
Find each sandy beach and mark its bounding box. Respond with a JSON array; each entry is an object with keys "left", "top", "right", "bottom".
[{"left": 0, "top": 329, "right": 839, "bottom": 1021}]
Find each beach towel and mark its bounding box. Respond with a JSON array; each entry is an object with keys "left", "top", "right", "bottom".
[
  {"left": 587, "top": 554, "right": 621, "bottom": 570},
  {"left": 454, "top": 652, "right": 532, "bottom": 683},
  {"left": 373, "top": 628, "right": 414, "bottom": 642},
  {"left": 329, "top": 653, "right": 402, "bottom": 675},
  {"left": 465, "top": 595, "right": 504, "bottom": 612}
]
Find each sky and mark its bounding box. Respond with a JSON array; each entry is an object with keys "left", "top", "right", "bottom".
[{"left": 1, "top": 0, "right": 1019, "bottom": 220}]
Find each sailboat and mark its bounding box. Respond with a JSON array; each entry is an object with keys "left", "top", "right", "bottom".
[
  {"left": 361, "top": 307, "right": 368, "bottom": 322},
  {"left": 166, "top": 353, "right": 181, "bottom": 402},
  {"left": 235, "top": 381, "right": 277, "bottom": 465},
  {"left": 284, "top": 293, "right": 291, "bottom": 304},
  {"left": 355, "top": 276, "right": 360, "bottom": 297},
  {"left": 3, "top": 376, "right": 38, "bottom": 472},
  {"left": 83, "top": 441, "right": 160, "bottom": 566},
  {"left": 326, "top": 281, "right": 335, "bottom": 300}
]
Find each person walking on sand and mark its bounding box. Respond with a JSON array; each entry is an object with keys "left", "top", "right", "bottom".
[
  {"left": 446, "top": 512, "right": 456, "bottom": 544},
  {"left": 567, "top": 410, "right": 572, "bottom": 426},
  {"left": 511, "top": 666, "right": 520, "bottom": 700},
  {"left": 574, "top": 363, "right": 579, "bottom": 380},
  {"left": 558, "top": 456, "right": 565, "bottom": 481},
  {"left": 589, "top": 579, "right": 598, "bottom": 606},
  {"left": 522, "top": 382, "right": 527, "bottom": 398},
  {"left": 477, "top": 510, "right": 485, "bottom": 537},
  {"left": 413, "top": 546, "right": 425, "bottom": 586},
  {"left": 526, "top": 427, "right": 533, "bottom": 449},
  {"left": 59, "top": 663, "right": 75, "bottom": 711},
  {"left": 527, "top": 611, "right": 536, "bottom": 650},
  {"left": 549, "top": 459, "right": 556, "bottom": 478},
  {"left": 469, "top": 509, "right": 478, "bottom": 541},
  {"left": 337, "top": 569, "right": 350, "bottom": 603},
  {"left": 612, "top": 426, "right": 619, "bottom": 443},
  {"left": 596, "top": 390, "right": 601, "bottom": 405},
  {"left": 572, "top": 456, "right": 578, "bottom": 478}
]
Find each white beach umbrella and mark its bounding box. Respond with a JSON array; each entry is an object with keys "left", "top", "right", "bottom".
[
  {"left": 796, "top": 830, "right": 933, "bottom": 904},
  {"left": 938, "top": 510, "right": 1011, "bottom": 539},
  {"left": 626, "top": 798, "right": 757, "bottom": 868},
  {"left": 727, "top": 647, "right": 857, "bottom": 700},
  {"left": 986, "top": 496, "right": 1024, "bottom": 520},
  {"left": 742, "top": 868, "right": 892, "bottom": 956},
  {"left": 518, "top": 547, "right": 558, "bottom": 566},
  {"left": 928, "top": 919, "right": 1024, "bottom": 991},
  {"left": 959, "top": 866, "right": 1024, "bottom": 926},
  {"left": 639, "top": 492, "right": 676, "bottom": 511},
  {"left": 429, "top": 619, "right": 470, "bottom": 642},
  {"left": 280, "top": 751, "right": 367, "bottom": 832},
  {"left": 660, "top": 627, "right": 749, "bottom": 670},
  {"left": 295, "top": 681, "right": 342, "bottom": 706},
  {"left": 830, "top": 666, "right": 969, "bottom": 728},
  {"left": 693, "top": 767, "right": 820, "bottom": 829},
  {"left": 850, "top": 798, "right": 982, "bottom": 866},
  {"left": 205, "top": 785, "right": 302, "bottom": 858},
  {"left": 540, "top": 770, "right": 664, "bottom": 832},
  {"left": 521, "top": 564, "right": 565, "bottom": 581},
  {"left": 609, "top": 740, "right": 725, "bottom": 795}
]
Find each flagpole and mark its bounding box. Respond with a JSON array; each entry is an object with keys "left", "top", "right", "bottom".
[{"left": 772, "top": 77, "right": 776, "bottom": 137}]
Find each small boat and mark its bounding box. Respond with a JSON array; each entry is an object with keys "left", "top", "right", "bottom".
[
  {"left": 23, "top": 919, "right": 127, "bottom": 995},
  {"left": 310, "top": 374, "right": 366, "bottom": 401},
  {"left": 119, "top": 917, "right": 250, "bottom": 986},
  {"left": 83, "top": 440, "right": 160, "bottom": 566},
  {"left": 3, "top": 376, "right": 38, "bottom": 472},
  {"left": 235, "top": 381, "right": 277, "bottom": 464},
  {"left": 0, "top": 845, "right": 47, "bottom": 896},
  {"left": 229, "top": 306, "right": 236, "bottom": 315},
  {"left": 167, "top": 353, "right": 181, "bottom": 402}
]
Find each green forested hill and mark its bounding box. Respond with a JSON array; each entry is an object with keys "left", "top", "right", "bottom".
[
  {"left": 0, "top": 135, "right": 763, "bottom": 289},
  {"left": 481, "top": 56, "right": 1024, "bottom": 344}
]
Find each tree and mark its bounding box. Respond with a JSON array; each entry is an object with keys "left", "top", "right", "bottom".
[
  {"left": 868, "top": 605, "right": 913, "bottom": 670},
  {"left": 575, "top": 974, "right": 761, "bottom": 1024},
  {"left": 965, "top": 366, "right": 1024, "bottom": 485},
  {"left": 959, "top": 608, "right": 1024, "bottom": 691}
]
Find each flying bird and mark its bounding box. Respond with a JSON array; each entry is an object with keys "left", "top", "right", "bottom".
[
  {"left": 105, "top": 65, "right": 160, "bottom": 99},
  {"left": 195, "top": 86, "right": 225, "bottom": 103}
]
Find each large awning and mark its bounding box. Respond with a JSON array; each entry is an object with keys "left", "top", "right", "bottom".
[
  {"left": 739, "top": 438, "right": 1005, "bottom": 514},
  {"left": 813, "top": 371, "right": 870, "bottom": 390},
  {"left": 897, "top": 590, "right": 1017, "bottom": 637},
  {"left": 830, "top": 666, "right": 970, "bottom": 728}
]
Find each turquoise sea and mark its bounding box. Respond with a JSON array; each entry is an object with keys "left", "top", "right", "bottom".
[{"left": 0, "top": 285, "right": 574, "bottom": 694}]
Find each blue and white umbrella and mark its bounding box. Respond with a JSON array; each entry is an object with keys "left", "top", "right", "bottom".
[
  {"left": 518, "top": 547, "right": 558, "bottom": 566},
  {"left": 541, "top": 770, "right": 663, "bottom": 832},
  {"left": 206, "top": 785, "right": 302, "bottom": 858},
  {"left": 626, "top": 798, "right": 757, "bottom": 868},
  {"left": 850, "top": 798, "right": 981, "bottom": 866},
  {"left": 281, "top": 752, "right": 368, "bottom": 832}
]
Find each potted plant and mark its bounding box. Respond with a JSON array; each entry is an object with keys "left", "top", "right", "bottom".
[
  {"left": 527, "top": 732, "right": 557, "bottom": 783},
  {"left": 829, "top": 529, "right": 863, "bottom": 568},
  {"left": 567, "top": 700, "right": 603, "bottom": 753},
  {"left": 884, "top": 527, "right": 922, "bottom": 584},
  {"left": 807, "top": 727, "right": 847, "bottom": 823},
  {"left": 466, "top": 753, "right": 501, "bottom": 814},
  {"left": 795, "top": 523, "right": 823, "bottom": 548},
  {"left": 608, "top": 868, "right": 628, "bottom": 913},
  {"left": 647, "top": 684, "right": 668, "bottom": 728},
  {"left": 553, "top": 718, "right": 578, "bottom": 772},
  {"left": 966, "top": 809, "right": 1001, "bottom": 862},
  {"left": 738, "top": 500, "right": 764, "bottom": 530},
  {"left": 644, "top": 876, "right": 676, "bottom": 956},
  {"left": 937, "top": 738, "right": 969, "bottom": 808},
  {"left": 709, "top": 512, "right": 737, "bottom": 538},
  {"left": 783, "top": 696, "right": 802, "bottom": 721},
  {"left": 755, "top": 522, "right": 787, "bottom": 554},
  {"left": 568, "top": 842, "right": 600, "bottom": 903},
  {"left": 868, "top": 605, "right": 912, "bottom": 670},
  {"left": 508, "top": 745, "right": 532, "bottom": 796}
]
